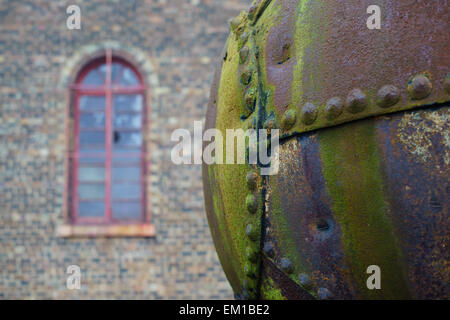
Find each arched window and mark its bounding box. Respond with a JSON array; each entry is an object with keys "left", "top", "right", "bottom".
[{"left": 69, "top": 51, "right": 147, "bottom": 227}]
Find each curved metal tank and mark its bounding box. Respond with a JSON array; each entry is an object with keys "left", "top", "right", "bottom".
[{"left": 202, "top": 0, "right": 449, "bottom": 299}]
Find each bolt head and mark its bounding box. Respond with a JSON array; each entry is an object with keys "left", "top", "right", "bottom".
[
  {"left": 263, "top": 119, "right": 276, "bottom": 130},
  {"left": 244, "top": 88, "right": 256, "bottom": 113},
  {"left": 301, "top": 102, "right": 318, "bottom": 125},
  {"left": 248, "top": 5, "right": 257, "bottom": 21},
  {"left": 240, "top": 32, "right": 249, "bottom": 44},
  {"left": 345, "top": 88, "right": 367, "bottom": 114},
  {"left": 281, "top": 109, "right": 296, "bottom": 130},
  {"left": 244, "top": 262, "right": 256, "bottom": 278},
  {"left": 317, "top": 287, "right": 332, "bottom": 300},
  {"left": 408, "top": 74, "right": 432, "bottom": 99},
  {"left": 240, "top": 46, "right": 250, "bottom": 64},
  {"left": 263, "top": 242, "right": 275, "bottom": 258},
  {"left": 444, "top": 74, "right": 450, "bottom": 94},
  {"left": 298, "top": 273, "right": 312, "bottom": 288},
  {"left": 241, "top": 69, "right": 252, "bottom": 85},
  {"left": 246, "top": 171, "right": 258, "bottom": 191},
  {"left": 246, "top": 224, "right": 258, "bottom": 241},
  {"left": 377, "top": 85, "right": 400, "bottom": 108},
  {"left": 246, "top": 246, "right": 258, "bottom": 262},
  {"left": 280, "top": 258, "right": 294, "bottom": 274},
  {"left": 325, "top": 97, "right": 343, "bottom": 120},
  {"left": 246, "top": 194, "right": 258, "bottom": 214},
  {"left": 230, "top": 14, "right": 243, "bottom": 33}
]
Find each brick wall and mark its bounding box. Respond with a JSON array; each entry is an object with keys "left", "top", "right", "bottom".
[{"left": 0, "top": 0, "right": 250, "bottom": 299}]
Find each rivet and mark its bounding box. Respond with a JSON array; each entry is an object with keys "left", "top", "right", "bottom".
[
  {"left": 246, "top": 224, "right": 258, "bottom": 241},
  {"left": 254, "top": 46, "right": 260, "bottom": 59},
  {"left": 345, "top": 88, "right": 367, "bottom": 114},
  {"left": 240, "top": 46, "right": 249, "bottom": 64},
  {"left": 376, "top": 85, "right": 400, "bottom": 108},
  {"left": 230, "top": 15, "right": 243, "bottom": 33},
  {"left": 281, "top": 109, "right": 296, "bottom": 130},
  {"left": 246, "top": 171, "right": 258, "bottom": 191},
  {"left": 243, "top": 278, "right": 257, "bottom": 292},
  {"left": 298, "top": 273, "right": 312, "bottom": 289},
  {"left": 248, "top": 5, "right": 257, "bottom": 21},
  {"left": 408, "top": 74, "right": 432, "bottom": 99},
  {"left": 263, "top": 242, "right": 274, "bottom": 258},
  {"left": 241, "top": 69, "right": 252, "bottom": 85},
  {"left": 246, "top": 194, "right": 258, "bottom": 214},
  {"left": 325, "top": 97, "right": 343, "bottom": 120},
  {"left": 443, "top": 74, "right": 450, "bottom": 94},
  {"left": 301, "top": 102, "right": 318, "bottom": 125},
  {"left": 280, "top": 258, "right": 294, "bottom": 274},
  {"left": 244, "top": 262, "right": 256, "bottom": 278},
  {"left": 244, "top": 88, "right": 256, "bottom": 113},
  {"left": 263, "top": 119, "right": 276, "bottom": 130},
  {"left": 317, "top": 287, "right": 332, "bottom": 300},
  {"left": 246, "top": 246, "right": 258, "bottom": 263},
  {"left": 240, "top": 32, "right": 249, "bottom": 44}
]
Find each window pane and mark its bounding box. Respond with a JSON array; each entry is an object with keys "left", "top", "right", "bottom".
[
  {"left": 98, "top": 64, "right": 107, "bottom": 81},
  {"left": 112, "top": 202, "right": 141, "bottom": 220},
  {"left": 82, "top": 68, "right": 104, "bottom": 85},
  {"left": 80, "top": 113, "right": 105, "bottom": 128},
  {"left": 112, "top": 148, "right": 141, "bottom": 163},
  {"left": 114, "top": 113, "right": 142, "bottom": 129},
  {"left": 112, "top": 166, "right": 141, "bottom": 181},
  {"left": 119, "top": 67, "right": 139, "bottom": 86},
  {"left": 113, "top": 95, "right": 142, "bottom": 112},
  {"left": 112, "top": 184, "right": 140, "bottom": 200},
  {"left": 78, "top": 202, "right": 105, "bottom": 217},
  {"left": 78, "top": 184, "right": 104, "bottom": 199},
  {"left": 80, "top": 96, "right": 106, "bottom": 111},
  {"left": 111, "top": 63, "right": 123, "bottom": 83},
  {"left": 113, "top": 131, "right": 142, "bottom": 147},
  {"left": 80, "top": 131, "right": 105, "bottom": 145},
  {"left": 79, "top": 147, "right": 105, "bottom": 153},
  {"left": 78, "top": 166, "right": 105, "bottom": 182},
  {"left": 79, "top": 148, "right": 106, "bottom": 163}
]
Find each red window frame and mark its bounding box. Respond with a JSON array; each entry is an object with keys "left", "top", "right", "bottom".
[{"left": 70, "top": 50, "right": 147, "bottom": 225}]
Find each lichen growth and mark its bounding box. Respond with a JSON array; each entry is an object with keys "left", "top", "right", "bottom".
[
  {"left": 261, "top": 276, "right": 286, "bottom": 300},
  {"left": 398, "top": 109, "right": 450, "bottom": 165}
]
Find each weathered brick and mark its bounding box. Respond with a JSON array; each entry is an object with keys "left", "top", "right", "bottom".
[{"left": 0, "top": 0, "right": 251, "bottom": 299}]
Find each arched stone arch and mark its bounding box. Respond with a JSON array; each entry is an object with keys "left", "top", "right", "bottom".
[{"left": 59, "top": 40, "right": 158, "bottom": 89}]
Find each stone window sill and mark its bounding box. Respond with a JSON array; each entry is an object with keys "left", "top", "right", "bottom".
[{"left": 56, "top": 223, "right": 155, "bottom": 238}]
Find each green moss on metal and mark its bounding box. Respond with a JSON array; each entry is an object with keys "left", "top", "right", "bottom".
[
  {"left": 261, "top": 276, "right": 286, "bottom": 300},
  {"left": 251, "top": 0, "right": 282, "bottom": 119},
  {"left": 210, "top": 27, "right": 264, "bottom": 292},
  {"left": 318, "top": 120, "right": 411, "bottom": 299},
  {"left": 266, "top": 176, "right": 310, "bottom": 275},
  {"left": 207, "top": 165, "right": 242, "bottom": 290},
  {"left": 291, "top": 0, "right": 317, "bottom": 107}
]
